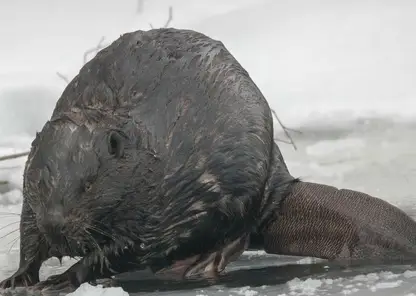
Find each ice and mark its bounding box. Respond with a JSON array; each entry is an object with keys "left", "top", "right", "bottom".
[
  {"left": 404, "top": 271, "right": 416, "bottom": 279},
  {"left": 1, "top": 0, "right": 416, "bottom": 295},
  {"left": 230, "top": 286, "right": 259, "bottom": 296},
  {"left": 0, "top": 87, "right": 60, "bottom": 137},
  {"left": 369, "top": 280, "right": 404, "bottom": 292},
  {"left": 0, "top": 189, "right": 23, "bottom": 206},
  {"left": 67, "top": 283, "right": 129, "bottom": 296},
  {"left": 305, "top": 138, "right": 366, "bottom": 158},
  {"left": 287, "top": 278, "right": 323, "bottom": 295},
  {"left": 379, "top": 271, "right": 401, "bottom": 280}
]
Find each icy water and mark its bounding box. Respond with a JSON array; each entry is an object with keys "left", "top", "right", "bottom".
[{"left": 2, "top": 119, "right": 416, "bottom": 295}]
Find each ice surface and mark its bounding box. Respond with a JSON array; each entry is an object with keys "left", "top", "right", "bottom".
[
  {"left": 67, "top": 284, "right": 129, "bottom": 296},
  {"left": 1, "top": 0, "right": 416, "bottom": 295}
]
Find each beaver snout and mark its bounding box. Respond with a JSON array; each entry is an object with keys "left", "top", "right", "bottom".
[{"left": 37, "top": 209, "right": 67, "bottom": 246}]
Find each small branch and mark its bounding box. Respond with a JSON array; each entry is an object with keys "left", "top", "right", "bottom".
[
  {"left": 149, "top": 6, "right": 173, "bottom": 29},
  {"left": 0, "top": 180, "right": 7, "bottom": 186},
  {"left": 83, "top": 36, "right": 107, "bottom": 64},
  {"left": 56, "top": 36, "right": 108, "bottom": 84},
  {"left": 56, "top": 72, "right": 69, "bottom": 84},
  {"left": 273, "top": 138, "right": 294, "bottom": 145},
  {"left": 0, "top": 151, "right": 30, "bottom": 162},
  {"left": 164, "top": 6, "right": 173, "bottom": 27},
  {"left": 271, "top": 109, "right": 302, "bottom": 151}
]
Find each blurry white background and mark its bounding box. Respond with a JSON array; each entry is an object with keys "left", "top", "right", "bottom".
[
  {"left": 2, "top": 0, "right": 416, "bottom": 132},
  {"left": 1, "top": 1, "right": 416, "bottom": 295}
]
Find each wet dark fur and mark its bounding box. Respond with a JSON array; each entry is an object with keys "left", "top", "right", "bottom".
[{"left": 1, "top": 28, "right": 296, "bottom": 291}]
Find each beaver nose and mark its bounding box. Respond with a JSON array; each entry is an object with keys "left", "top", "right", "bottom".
[{"left": 38, "top": 208, "right": 66, "bottom": 245}]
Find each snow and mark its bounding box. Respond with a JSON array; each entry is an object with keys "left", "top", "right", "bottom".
[
  {"left": 288, "top": 278, "right": 323, "bottom": 295},
  {"left": 67, "top": 284, "right": 129, "bottom": 296},
  {"left": 231, "top": 286, "right": 259, "bottom": 296},
  {"left": 369, "top": 280, "right": 403, "bottom": 292},
  {"left": 1, "top": 0, "right": 416, "bottom": 295},
  {"left": 404, "top": 271, "right": 416, "bottom": 279}
]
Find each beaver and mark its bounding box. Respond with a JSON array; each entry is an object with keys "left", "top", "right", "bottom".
[{"left": 1, "top": 28, "right": 416, "bottom": 294}]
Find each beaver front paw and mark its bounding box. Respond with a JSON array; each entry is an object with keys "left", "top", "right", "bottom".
[
  {"left": 30, "top": 274, "right": 77, "bottom": 295},
  {"left": 31, "top": 274, "right": 115, "bottom": 295},
  {"left": 0, "top": 268, "right": 40, "bottom": 289}
]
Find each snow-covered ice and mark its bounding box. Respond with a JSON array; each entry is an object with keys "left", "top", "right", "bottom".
[
  {"left": 67, "top": 284, "right": 129, "bottom": 296},
  {"left": 2, "top": 0, "right": 416, "bottom": 295}
]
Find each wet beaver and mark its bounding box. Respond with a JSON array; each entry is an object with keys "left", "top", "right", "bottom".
[{"left": 2, "top": 28, "right": 416, "bottom": 294}]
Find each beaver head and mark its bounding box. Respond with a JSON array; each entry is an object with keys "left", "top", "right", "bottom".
[{"left": 23, "top": 116, "right": 162, "bottom": 258}]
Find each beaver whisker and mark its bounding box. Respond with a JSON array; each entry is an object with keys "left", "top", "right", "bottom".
[
  {"left": 164, "top": 212, "right": 207, "bottom": 232},
  {"left": 0, "top": 216, "right": 19, "bottom": 221},
  {"left": 63, "top": 236, "right": 74, "bottom": 257},
  {"left": 87, "top": 224, "right": 117, "bottom": 243},
  {"left": 0, "top": 212, "right": 20, "bottom": 217},
  {"left": 84, "top": 229, "right": 103, "bottom": 252},
  {"left": 91, "top": 224, "right": 138, "bottom": 251},
  {"left": 90, "top": 217, "right": 114, "bottom": 227},
  {"left": 0, "top": 228, "right": 20, "bottom": 240},
  {"left": 80, "top": 241, "right": 89, "bottom": 255},
  {"left": 0, "top": 221, "right": 20, "bottom": 231},
  {"left": 7, "top": 236, "right": 20, "bottom": 253},
  {"left": 84, "top": 229, "right": 106, "bottom": 269}
]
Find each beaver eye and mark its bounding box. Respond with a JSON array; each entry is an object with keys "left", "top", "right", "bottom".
[{"left": 108, "top": 131, "right": 124, "bottom": 158}]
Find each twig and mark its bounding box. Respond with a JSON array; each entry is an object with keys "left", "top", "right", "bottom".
[
  {"left": 56, "top": 71, "right": 69, "bottom": 84},
  {"left": 271, "top": 109, "right": 302, "bottom": 151},
  {"left": 0, "top": 151, "right": 30, "bottom": 162},
  {"left": 164, "top": 6, "right": 173, "bottom": 27},
  {"left": 83, "top": 36, "right": 107, "bottom": 65},
  {"left": 56, "top": 36, "right": 108, "bottom": 84},
  {"left": 0, "top": 180, "right": 7, "bottom": 185},
  {"left": 149, "top": 6, "right": 173, "bottom": 29}
]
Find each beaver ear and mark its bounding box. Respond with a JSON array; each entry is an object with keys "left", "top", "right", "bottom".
[{"left": 107, "top": 131, "right": 125, "bottom": 158}]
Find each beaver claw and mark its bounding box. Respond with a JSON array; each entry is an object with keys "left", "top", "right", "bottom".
[
  {"left": 29, "top": 274, "right": 115, "bottom": 295},
  {"left": 0, "top": 268, "right": 39, "bottom": 289},
  {"left": 155, "top": 234, "right": 250, "bottom": 281},
  {"left": 30, "top": 274, "right": 76, "bottom": 295}
]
